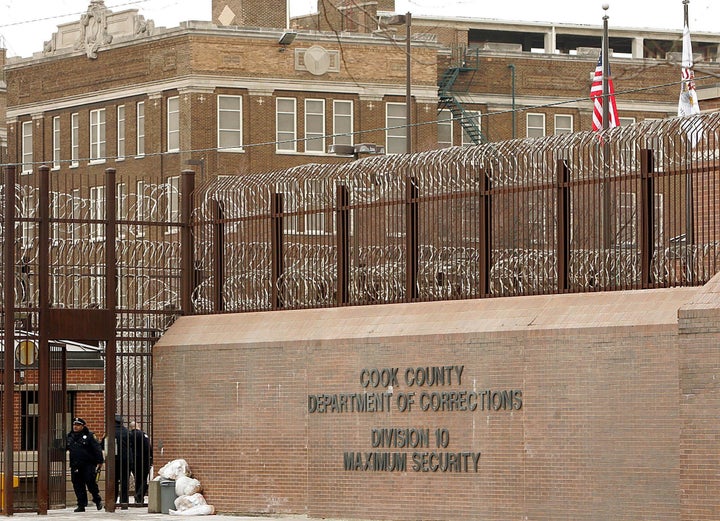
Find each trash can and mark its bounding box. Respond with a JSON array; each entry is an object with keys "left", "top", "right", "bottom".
[{"left": 159, "top": 480, "right": 176, "bottom": 514}]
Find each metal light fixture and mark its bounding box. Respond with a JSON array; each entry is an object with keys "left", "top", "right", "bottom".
[
  {"left": 278, "top": 31, "right": 297, "bottom": 46},
  {"left": 384, "top": 13, "right": 412, "bottom": 153}
]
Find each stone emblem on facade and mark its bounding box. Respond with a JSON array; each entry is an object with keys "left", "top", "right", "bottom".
[
  {"left": 75, "top": 0, "right": 114, "bottom": 59},
  {"left": 295, "top": 45, "right": 341, "bottom": 76}
]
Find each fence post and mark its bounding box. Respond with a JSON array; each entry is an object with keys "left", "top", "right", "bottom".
[
  {"left": 640, "top": 149, "right": 655, "bottom": 288},
  {"left": 478, "top": 169, "right": 492, "bottom": 297},
  {"left": 180, "top": 170, "right": 195, "bottom": 315},
  {"left": 3, "top": 165, "right": 16, "bottom": 514},
  {"left": 336, "top": 185, "right": 350, "bottom": 305},
  {"left": 556, "top": 160, "right": 570, "bottom": 292},
  {"left": 37, "top": 165, "right": 50, "bottom": 514},
  {"left": 405, "top": 177, "right": 418, "bottom": 301},
  {"left": 104, "top": 167, "right": 118, "bottom": 511},
  {"left": 271, "top": 193, "right": 284, "bottom": 309}
]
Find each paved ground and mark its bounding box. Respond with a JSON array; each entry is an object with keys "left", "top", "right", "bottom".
[{"left": 11, "top": 507, "right": 313, "bottom": 521}]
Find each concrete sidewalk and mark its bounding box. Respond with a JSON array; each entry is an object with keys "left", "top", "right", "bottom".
[{"left": 11, "top": 507, "right": 312, "bottom": 521}]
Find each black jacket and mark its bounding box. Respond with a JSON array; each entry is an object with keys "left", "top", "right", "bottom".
[
  {"left": 67, "top": 427, "right": 104, "bottom": 469},
  {"left": 130, "top": 429, "right": 153, "bottom": 471}
]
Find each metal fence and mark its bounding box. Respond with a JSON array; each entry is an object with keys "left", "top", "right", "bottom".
[{"left": 191, "top": 111, "right": 719, "bottom": 313}]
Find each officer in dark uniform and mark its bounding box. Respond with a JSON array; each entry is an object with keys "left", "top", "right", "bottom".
[
  {"left": 114, "top": 415, "right": 133, "bottom": 508},
  {"left": 66, "top": 417, "right": 104, "bottom": 512}
]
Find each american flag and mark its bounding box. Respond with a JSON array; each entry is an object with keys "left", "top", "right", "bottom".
[{"left": 590, "top": 52, "right": 620, "bottom": 131}]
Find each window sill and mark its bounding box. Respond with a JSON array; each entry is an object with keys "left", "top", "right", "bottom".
[{"left": 275, "top": 151, "right": 334, "bottom": 157}]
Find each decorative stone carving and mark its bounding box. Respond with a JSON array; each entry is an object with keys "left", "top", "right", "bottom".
[
  {"left": 295, "top": 46, "right": 341, "bottom": 76},
  {"left": 75, "top": 0, "right": 114, "bottom": 59},
  {"left": 41, "top": 5, "right": 158, "bottom": 57},
  {"left": 135, "top": 16, "right": 155, "bottom": 37}
]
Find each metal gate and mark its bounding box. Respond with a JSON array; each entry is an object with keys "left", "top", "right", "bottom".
[{"left": 1, "top": 164, "right": 186, "bottom": 513}]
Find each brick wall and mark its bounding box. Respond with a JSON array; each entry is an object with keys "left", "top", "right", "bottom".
[{"left": 153, "top": 283, "right": 720, "bottom": 520}]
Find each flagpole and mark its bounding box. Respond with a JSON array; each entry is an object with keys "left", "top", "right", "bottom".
[
  {"left": 683, "top": 0, "right": 694, "bottom": 282},
  {"left": 602, "top": 3, "right": 610, "bottom": 131},
  {"left": 601, "top": 3, "right": 612, "bottom": 249}
]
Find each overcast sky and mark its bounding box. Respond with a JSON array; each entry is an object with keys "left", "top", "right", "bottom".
[{"left": 1, "top": 0, "right": 718, "bottom": 58}]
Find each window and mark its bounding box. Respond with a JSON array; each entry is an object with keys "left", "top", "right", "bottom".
[
  {"left": 52, "top": 116, "right": 61, "bottom": 169},
  {"left": 136, "top": 101, "right": 145, "bottom": 156},
  {"left": 166, "top": 176, "right": 179, "bottom": 233},
  {"left": 554, "top": 114, "right": 573, "bottom": 134},
  {"left": 461, "top": 111, "right": 480, "bottom": 146},
  {"left": 438, "top": 109, "right": 453, "bottom": 148},
  {"left": 167, "top": 96, "right": 179, "bottom": 152},
  {"left": 386, "top": 102, "right": 407, "bottom": 154},
  {"left": 305, "top": 99, "right": 326, "bottom": 153},
  {"left": 619, "top": 117, "right": 636, "bottom": 126},
  {"left": 526, "top": 113, "right": 545, "bottom": 138},
  {"left": 117, "top": 105, "right": 125, "bottom": 159},
  {"left": 218, "top": 95, "right": 243, "bottom": 151},
  {"left": 276, "top": 97, "right": 297, "bottom": 152},
  {"left": 71, "top": 113, "right": 79, "bottom": 167},
  {"left": 89, "top": 108, "right": 106, "bottom": 162},
  {"left": 21, "top": 121, "right": 33, "bottom": 174},
  {"left": 333, "top": 100, "right": 353, "bottom": 146},
  {"left": 90, "top": 185, "right": 105, "bottom": 241}
]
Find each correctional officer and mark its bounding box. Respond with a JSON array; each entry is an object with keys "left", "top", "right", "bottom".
[{"left": 66, "top": 417, "right": 104, "bottom": 512}]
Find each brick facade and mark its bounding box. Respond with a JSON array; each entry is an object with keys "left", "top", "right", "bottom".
[
  {"left": 6, "top": 3, "right": 720, "bottom": 181},
  {"left": 212, "top": 0, "right": 286, "bottom": 29},
  {"left": 153, "top": 278, "right": 720, "bottom": 520}
]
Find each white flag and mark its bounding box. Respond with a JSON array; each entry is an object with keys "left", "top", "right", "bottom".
[{"left": 678, "top": 22, "right": 700, "bottom": 117}]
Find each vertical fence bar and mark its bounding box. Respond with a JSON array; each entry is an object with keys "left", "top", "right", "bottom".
[
  {"left": 271, "top": 193, "right": 284, "bottom": 310},
  {"left": 212, "top": 200, "right": 224, "bottom": 313},
  {"left": 37, "top": 166, "right": 51, "bottom": 514},
  {"left": 556, "top": 160, "right": 570, "bottom": 292},
  {"left": 405, "top": 177, "right": 418, "bottom": 301},
  {"left": 640, "top": 149, "right": 655, "bottom": 287},
  {"left": 336, "top": 185, "right": 349, "bottom": 306},
  {"left": 685, "top": 151, "right": 695, "bottom": 285},
  {"left": 104, "top": 168, "right": 118, "bottom": 512},
  {"left": 478, "top": 169, "right": 491, "bottom": 297},
  {"left": 3, "top": 165, "right": 16, "bottom": 515},
  {"left": 180, "top": 170, "right": 195, "bottom": 315}
]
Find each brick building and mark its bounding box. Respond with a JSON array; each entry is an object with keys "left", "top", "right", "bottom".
[{"left": 4, "top": 0, "right": 720, "bottom": 179}]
